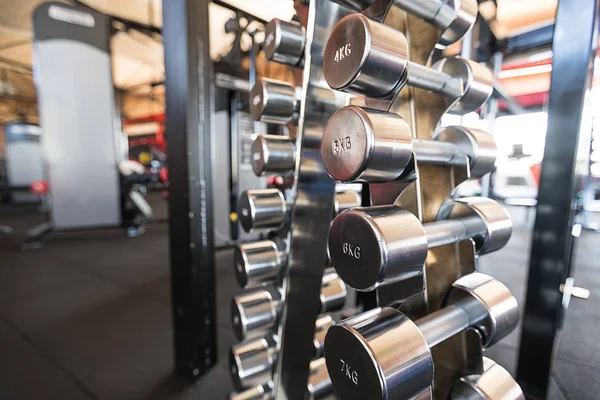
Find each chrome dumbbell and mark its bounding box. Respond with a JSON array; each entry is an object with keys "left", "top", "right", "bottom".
[
  {"left": 323, "top": 14, "right": 492, "bottom": 113},
  {"left": 229, "top": 381, "right": 274, "bottom": 400},
  {"left": 251, "top": 134, "right": 296, "bottom": 177},
  {"left": 320, "top": 268, "right": 348, "bottom": 313},
  {"left": 233, "top": 272, "right": 347, "bottom": 340},
  {"left": 264, "top": 18, "right": 306, "bottom": 67},
  {"left": 232, "top": 288, "right": 282, "bottom": 341},
  {"left": 333, "top": 190, "right": 362, "bottom": 215},
  {"left": 324, "top": 273, "right": 519, "bottom": 400},
  {"left": 250, "top": 78, "right": 300, "bottom": 124},
  {"left": 451, "top": 357, "right": 525, "bottom": 400},
  {"left": 230, "top": 333, "right": 279, "bottom": 391},
  {"left": 331, "top": 0, "right": 477, "bottom": 47},
  {"left": 308, "top": 358, "right": 333, "bottom": 400},
  {"left": 313, "top": 315, "right": 335, "bottom": 359},
  {"left": 328, "top": 197, "right": 512, "bottom": 291},
  {"left": 234, "top": 240, "right": 285, "bottom": 289},
  {"left": 321, "top": 106, "right": 496, "bottom": 183},
  {"left": 238, "top": 189, "right": 287, "bottom": 233}
]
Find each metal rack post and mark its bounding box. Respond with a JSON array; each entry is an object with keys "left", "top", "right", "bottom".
[{"left": 163, "top": 0, "right": 217, "bottom": 382}]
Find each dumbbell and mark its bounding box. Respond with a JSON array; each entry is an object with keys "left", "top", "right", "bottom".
[
  {"left": 229, "top": 381, "right": 273, "bottom": 400},
  {"left": 232, "top": 287, "right": 282, "bottom": 341},
  {"left": 313, "top": 315, "right": 335, "bottom": 359},
  {"left": 251, "top": 134, "right": 296, "bottom": 177},
  {"left": 264, "top": 18, "right": 305, "bottom": 67},
  {"left": 320, "top": 268, "right": 348, "bottom": 313},
  {"left": 234, "top": 240, "right": 285, "bottom": 289},
  {"left": 331, "top": 0, "right": 477, "bottom": 47},
  {"left": 333, "top": 190, "right": 362, "bottom": 215},
  {"left": 323, "top": 14, "right": 492, "bottom": 114},
  {"left": 308, "top": 358, "right": 333, "bottom": 399},
  {"left": 250, "top": 78, "right": 300, "bottom": 124},
  {"left": 324, "top": 272, "right": 519, "bottom": 400},
  {"left": 238, "top": 189, "right": 287, "bottom": 233},
  {"left": 451, "top": 357, "right": 525, "bottom": 400},
  {"left": 230, "top": 333, "right": 279, "bottom": 391},
  {"left": 328, "top": 197, "right": 512, "bottom": 291},
  {"left": 233, "top": 271, "right": 347, "bottom": 340},
  {"left": 321, "top": 106, "right": 496, "bottom": 183}
]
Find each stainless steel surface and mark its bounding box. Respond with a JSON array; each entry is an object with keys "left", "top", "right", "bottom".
[
  {"left": 324, "top": 307, "right": 433, "bottom": 400},
  {"left": 329, "top": 198, "right": 511, "bottom": 290},
  {"left": 238, "top": 189, "right": 287, "bottom": 233},
  {"left": 230, "top": 333, "right": 279, "bottom": 390},
  {"left": 274, "top": 1, "right": 351, "bottom": 398},
  {"left": 432, "top": 126, "right": 497, "bottom": 179},
  {"left": 432, "top": 57, "right": 494, "bottom": 114},
  {"left": 323, "top": 15, "right": 492, "bottom": 113},
  {"left": 451, "top": 358, "right": 525, "bottom": 400},
  {"left": 444, "top": 273, "right": 519, "bottom": 347},
  {"left": 415, "top": 304, "right": 470, "bottom": 348},
  {"left": 313, "top": 315, "right": 334, "bottom": 359},
  {"left": 232, "top": 288, "right": 281, "bottom": 341},
  {"left": 328, "top": 206, "right": 428, "bottom": 291},
  {"left": 307, "top": 358, "right": 333, "bottom": 399},
  {"left": 250, "top": 78, "right": 299, "bottom": 124},
  {"left": 323, "top": 13, "right": 408, "bottom": 98},
  {"left": 437, "top": 197, "right": 513, "bottom": 255},
  {"left": 235, "top": 240, "right": 283, "bottom": 288},
  {"left": 321, "top": 106, "right": 497, "bottom": 183},
  {"left": 408, "top": 62, "right": 464, "bottom": 99},
  {"left": 324, "top": 273, "right": 519, "bottom": 399},
  {"left": 264, "top": 18, "right": 306, "bottom": 67},
  {"left": 320, "top": 269, "right": 348, "bottom": 312},
  {"left": 334, "top": 190, "right": 362, "bottom": 215},
  {"left": 321, "top": 106, "right": 413, "bottom": 182},
  {"left": 251, "top": 134, "right": 296, "bottom": 177},
  {"left": 230, "top": 381, "right": 274, "bottom": 400},
  {"left": 422, "top": 217, "right": 486, "bottom": 248}
]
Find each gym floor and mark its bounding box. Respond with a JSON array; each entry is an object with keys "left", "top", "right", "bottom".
[{"left": 0, "top": 198, "right": 599, "bottom": 400}]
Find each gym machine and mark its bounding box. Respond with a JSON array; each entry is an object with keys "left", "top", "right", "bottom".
[
  {"left": 0, "top": 122, "right": 44, "bottom": 205},
  {"left": 316, "top": 1, "right": 524, "bottom": 399},
  {"left": 27, "top": 2, "right": 154, "bottom": 247}
]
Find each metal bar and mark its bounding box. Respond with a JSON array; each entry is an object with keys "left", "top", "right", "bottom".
[
  {"left": 213, "top": 0, "right": 267, "bottom": 24},
  {"left": 516, "top": 0, "right": 599, "bottom": 398},
  {"left": 416, "top": 305, "right": 469, "bottom": 348},
  {"left": 163, "top": 0, "right": 217, "bottom": 382},
  {"left": 274, "top": 1, "right": 350, "bottom": 398}
]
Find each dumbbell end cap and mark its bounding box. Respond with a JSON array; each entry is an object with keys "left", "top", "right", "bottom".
[
  {"left": 328, "top": 209, "right": 387, "bottom": 291},
  {"left": 250, "top": 135, "right": 268, "bottom": 176},
  {"left": 323, "top": 14, "right": 370, "bottom": 92},
  {"left": 233, "top": 246, "right": 250, "bottom": 288},
  {"left": 322, "top": 107, "right": 373, "bottom": 182},
  {"left": 249, "top": 80, "right": 267, "bottom": 121},
  {"left": 230, "top": 297, "right": 247, "bottom": 341},
  {"left": 325, "top": 307, "right": 433, "bottom": 400},
  {"left": 445, "top": 272, "right": 519, "bottom": 347},
  {"left": 324, "top": 322, "right": 386, "bottom": 399}
]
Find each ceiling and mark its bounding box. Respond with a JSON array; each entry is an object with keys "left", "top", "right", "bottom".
[{"left": 0, "top": 0, "right": 557, "bottom": 124}]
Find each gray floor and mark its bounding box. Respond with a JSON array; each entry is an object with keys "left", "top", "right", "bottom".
[{"left": 0, "top": 203, "right": 599, "bottom": 399}]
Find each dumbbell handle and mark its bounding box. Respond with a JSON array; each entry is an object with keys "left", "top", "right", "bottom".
[
  {"left": 423, "top": 215, "right": 487, "bottom": 248},
  {"left": 412, "top": 138, "right": 464, "bottom": 165},
  {"left": 408, "top": 62, "right": 463, "bottom": 99},
  {"left": 416, "top": 304, "right": 469, "bottom": 348}
]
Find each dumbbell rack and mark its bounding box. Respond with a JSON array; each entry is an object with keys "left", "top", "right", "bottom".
[
  {"left": 228, "top": 1, "right": 355, "bottom": 399},
  {"left": 319, "top": 1, "right": 522, "bottom": 399}
]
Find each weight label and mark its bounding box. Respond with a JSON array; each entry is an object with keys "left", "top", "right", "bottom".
[
  {"left": 333, "top": 44, "right": 352, "bottom": 63},
  {"left": 333, "top": 136, "right": 351, "bottom": 155},
  {"left": 339, "top": 359, "right": 358, "bottom": 385},
  {"left": 343, "top": 242, "right": 361, "bottom": 259},
  {"left": 252, "top": 95, "right": 262, "bottom": 106}
]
